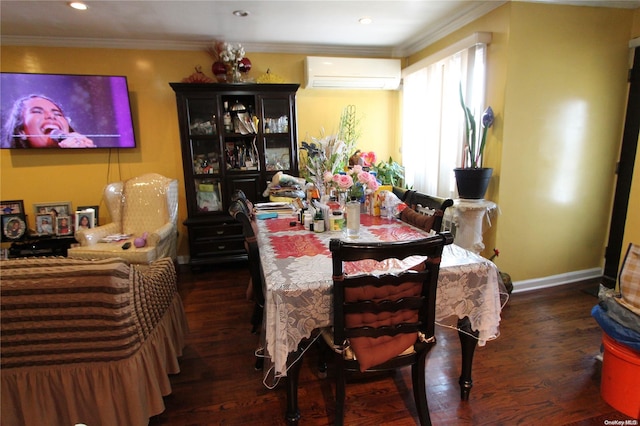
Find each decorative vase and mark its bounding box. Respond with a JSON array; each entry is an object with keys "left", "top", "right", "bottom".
[
  {"left": 345, "top": 199, "right": 360, "bottom": 239},
  {"left": 228, "top": 62, "right": 242, "bottom": 83},
  {"left": 454, "top": 167, "right": 493, "bottom": 199}
]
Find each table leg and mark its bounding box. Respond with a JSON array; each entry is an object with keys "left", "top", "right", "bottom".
[
  {"left": 285, "top": 349, "right": 303, "bottom": 425},
  {"left": 457, "top": 316, "right": 479, "bottom": 401}
]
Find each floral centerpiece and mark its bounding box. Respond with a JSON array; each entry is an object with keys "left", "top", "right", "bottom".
[
  {"left": 327, "top": 165, "right": 379, "bottom": 202},
  {"left": 206, "top": 41, "right": 252, "bottom": 83},
  {"left": 299, "top": 105, "right": 360, "bottom": 197}
]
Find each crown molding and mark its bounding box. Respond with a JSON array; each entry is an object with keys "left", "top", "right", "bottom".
[
  {"left": 393, "top": 1, "right": 506, "bottom": 57},
  {"left": 0, "top": 1, "right": 504, "bottom": 59},
  {"left": 0, "top": 35, "right": 395, "bottom": 58}
]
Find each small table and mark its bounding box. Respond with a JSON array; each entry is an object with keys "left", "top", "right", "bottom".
[
  {"left": 255, "top": 213, "right": 507, "bottom": 424},
  {"left": 8, "top": 236, "right": 77, "bottom": 258},
  {"left": 444, "top": 199, "right": 499, "bottom": 254}
]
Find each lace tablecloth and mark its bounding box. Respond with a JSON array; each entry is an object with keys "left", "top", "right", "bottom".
[{"left": 256, "top": 214, "right": 506, "bottom": 386}]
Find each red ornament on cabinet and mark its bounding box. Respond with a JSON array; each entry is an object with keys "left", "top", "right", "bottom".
[
  {"left": 212, "top": 61, "right": 227, "bottom": 82},
  {"left": 239, "top": 57, "right": 252, "bottom": 73}
]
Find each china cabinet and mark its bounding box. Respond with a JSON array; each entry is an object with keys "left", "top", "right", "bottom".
[{"left": 170, "top": 83, "right": 299, "bottom": 268}]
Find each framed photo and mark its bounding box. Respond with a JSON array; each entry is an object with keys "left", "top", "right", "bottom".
[
  {"left": 2, "top": 214, "right": 27, "bottom": 242},
  {"left": 0, "top": 200, "right": 25, "bottom": 216},
  {"left": 35, "top": 213, "right": 55, "bottom": 236},
  {"left": 75, "top": 210, "right": 95, "bottom": 232},
  {"left": 33, "top": 201, "right": 72, "bottom": 219},
  {"left": 56, "top": 216, "right": 73, "bottom": 236},
  {"left": 76, "top": 205, "right": 99, "bottom": 227}
]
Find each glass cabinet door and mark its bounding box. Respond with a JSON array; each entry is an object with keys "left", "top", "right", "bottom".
[
  {"left": 261, "top": 97, "right": 293, "bottom": 172},
  {"left": 186, "top": 99, "right": 223, "bottom": 213},
  {"left": 187, "top": 99, "right": 218, "bottom": 136},
  {"left": 194, "top": 178, "right": 223, "bottom": 213}
]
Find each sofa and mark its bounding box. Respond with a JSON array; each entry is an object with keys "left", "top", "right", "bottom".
[{"left": 1, "top": 256, "right": 188, "bottom": 426}]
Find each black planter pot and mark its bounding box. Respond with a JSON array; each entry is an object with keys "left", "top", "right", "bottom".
[{"left": 454, "top": 167, "right": 493, "bottom": 199}]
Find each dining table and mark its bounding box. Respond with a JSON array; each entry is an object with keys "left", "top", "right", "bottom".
[{"left": 255, "top": 211, "right": 508, "bottom": 424}]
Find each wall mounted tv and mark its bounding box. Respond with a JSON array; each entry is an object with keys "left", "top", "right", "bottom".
[{"left": 1, "top": 72, "right": 136, "bottom": 149}]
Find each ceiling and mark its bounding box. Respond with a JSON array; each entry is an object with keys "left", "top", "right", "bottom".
[{"left": 1, "top": 0, "right": 639, "bottom": 57}]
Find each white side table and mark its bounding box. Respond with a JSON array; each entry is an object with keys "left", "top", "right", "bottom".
[{"left": 444, "top": 199, "right": 499, "bottom": 254}]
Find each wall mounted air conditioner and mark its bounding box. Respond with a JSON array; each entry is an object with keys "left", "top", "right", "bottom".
[{"left": 304, "top": 56, "right": 401, "bottom": 90}]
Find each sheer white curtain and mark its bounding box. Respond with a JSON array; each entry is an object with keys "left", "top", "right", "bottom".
[{"left": 402, "top": 43, "right": 487, "bottom": 199}]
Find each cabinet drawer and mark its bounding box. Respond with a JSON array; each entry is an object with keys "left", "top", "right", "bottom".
[
  {"left": 189, "top": 222, "right": 243, "bottom": 240},
  {"left": 191, "top": 238, "right": 245, "bottom": 257}
]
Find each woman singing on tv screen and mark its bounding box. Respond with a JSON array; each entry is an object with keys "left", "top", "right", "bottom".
[{"left": 1, "top": 94, "right": 95, "bottom": 148}]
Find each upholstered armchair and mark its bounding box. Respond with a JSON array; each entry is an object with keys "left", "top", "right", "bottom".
[{"left": 69, "top": 173, "right": 179, "bottom": 264}]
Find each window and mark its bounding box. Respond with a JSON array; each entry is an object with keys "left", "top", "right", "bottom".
[{"left": 402, "top": 33, "right": 490, "bottom": 198}]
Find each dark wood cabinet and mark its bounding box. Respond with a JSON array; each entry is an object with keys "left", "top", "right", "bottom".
[{"left": 170, "top": 83, "right": 299, "bottom": 267}]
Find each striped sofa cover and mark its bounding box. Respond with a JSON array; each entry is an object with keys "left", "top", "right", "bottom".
[{"left": 0, "top": 256, "right": 188, "bottom": 426}]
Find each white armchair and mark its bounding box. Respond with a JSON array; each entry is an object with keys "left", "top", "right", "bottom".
[{"left": 69, "top": 173, "right": 179, "bottom": 264}]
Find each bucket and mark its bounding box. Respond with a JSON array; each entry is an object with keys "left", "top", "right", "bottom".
[{"left": 600, "top": 332, "right": 640, "bottom": 418}]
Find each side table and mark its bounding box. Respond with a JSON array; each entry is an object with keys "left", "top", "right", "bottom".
[
  {"left": 9, "top": 236, "right": 78, "bottom": 258},
  {"left": 444, "top": 199, "right": 499, "bottom": 254}
]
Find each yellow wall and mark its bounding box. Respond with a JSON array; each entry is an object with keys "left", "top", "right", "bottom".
[
  {"left": 408, "top": 3, "right": 634, "bottom": 281},
  {"left": 500, "top": 3, "right": 632, "bottom": 280},
  {"left": 0, "top": 47, "right": 396, "bottom": 259}
]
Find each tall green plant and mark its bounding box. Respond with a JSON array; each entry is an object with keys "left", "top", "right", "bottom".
[{"left": 459, "top": 85, "right": 494, "bottom": 168}]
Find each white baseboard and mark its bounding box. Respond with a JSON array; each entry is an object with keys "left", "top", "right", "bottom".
[{"left": 512, "top": 267, "right": 602, "bottom": 293}]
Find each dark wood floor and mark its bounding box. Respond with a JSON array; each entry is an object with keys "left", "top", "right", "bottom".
[{"left": 149, "top": 263, "right": 636, "bottom": 425}]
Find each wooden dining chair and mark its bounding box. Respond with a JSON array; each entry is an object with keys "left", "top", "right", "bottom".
[
  {"left": 228, "top": 197, "right": 263, "bottom": 335},
  {"left": 325, "top": 232, "right": 453, "bottom": 426},
  {"left": 401, "top": 191, "right": 453, "bottom": 233}
]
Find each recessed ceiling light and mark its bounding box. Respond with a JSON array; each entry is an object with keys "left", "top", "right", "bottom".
[
  {"left": 359, "top": 17, "right": 372, "bottom": 25},
  {"left": 233, "top": 10, "right": 249, "bottom": 17},
  {"left": 69, "top": 2, "right": 88, "bottom": 10}
]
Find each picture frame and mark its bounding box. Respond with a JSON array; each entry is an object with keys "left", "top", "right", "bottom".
[
  {"left": 56, "top": 216, "right": 73, "bottom": 236},
  {"left": 35, "top": 213, "right": 55, "bottom": 236},
  {"left": 0, "top": 200, "right": 25, "bottom": 216},
  {"left": 75, "top": 210, "right": 95, "bottom": 232},
  {"left": 33, "top": 201, "right": 72, "bottom": 219},
  {"left": 2, "top": 214, "right": 27, "bottom": 242},
  {"left": 76, "top": 205, "right": 99, "bottom": 227}
]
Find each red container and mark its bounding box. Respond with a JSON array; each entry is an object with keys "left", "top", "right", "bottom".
[{"left": 600, "top": 332, "right": 640, "bottom": 419}]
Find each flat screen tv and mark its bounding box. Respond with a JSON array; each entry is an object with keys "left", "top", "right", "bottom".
[{"left": 1, "top": 72, "right": 136, "bottom": 149}]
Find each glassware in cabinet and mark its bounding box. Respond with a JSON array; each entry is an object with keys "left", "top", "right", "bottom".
[
  {"left": 186, "top": 99, "right": 218, "bottom": 136},
  {"left": 224, "top": 137, "right": 260, "bottom": 171}
]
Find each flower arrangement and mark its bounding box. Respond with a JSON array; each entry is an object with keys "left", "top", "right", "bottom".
[
  {"left": 459, "top": 85, "right": 495, "bottom": 168},
  {"left": 206, "top": 41, "right": 252, "bottom": 83},
  {"left": 325, "top": 165, "right": 379, "bottom": 200},
  {"left": 299, "top": 105, "right": 361, "bottom": 195}
]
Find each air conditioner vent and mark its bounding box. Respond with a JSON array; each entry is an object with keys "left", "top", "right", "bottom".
[{"left": 304, "top": 56, "right": 401, "bottom": 90}]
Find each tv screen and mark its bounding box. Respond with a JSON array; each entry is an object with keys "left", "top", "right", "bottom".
[{"left": 0, "top": 72, "right": 136, "bottom": 149}]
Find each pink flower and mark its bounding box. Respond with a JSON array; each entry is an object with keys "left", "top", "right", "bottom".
[
  {"left": 367, "top": 177, "right": 379, "bottom": 191},
  {"left": 351, "top": 164, "right": 363, "bottom": 174},
  {"left": 356, "top": 171, "right": 371, "bottom": 185},
  {"left": 323, "top": 171, "right": 334, "bottom": 183},
  {"left": 334, "top": 174, "right": 354, "bottom": 190},
  {"left": 362, "top": 151, "right": 377, "bottom": 167}
]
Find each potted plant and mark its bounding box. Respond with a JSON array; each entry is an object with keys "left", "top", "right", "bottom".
[
  {"left": 372, "top": 156, "right": 405, "bottom": 187},
  {"left": 455, "top": 85, "right": 495, "bottom": 199}
]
